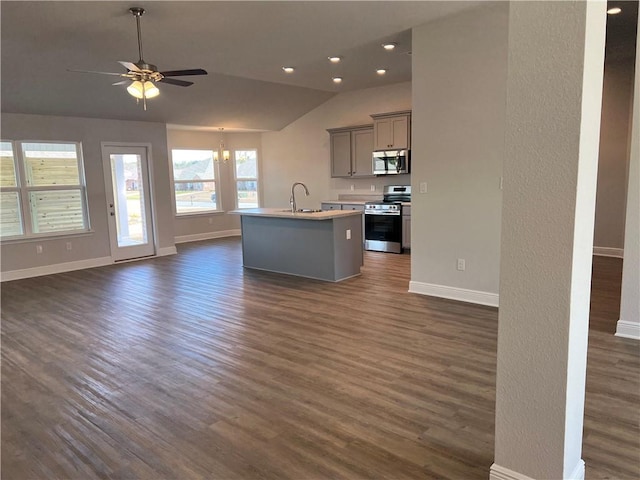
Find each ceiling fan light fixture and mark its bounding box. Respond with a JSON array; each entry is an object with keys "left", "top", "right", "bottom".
[{"left": 127, "top": 80, "right": 159, "bottom": 99}]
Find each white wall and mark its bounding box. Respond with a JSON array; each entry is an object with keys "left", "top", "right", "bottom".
[
  {"left": 1, "top": 113, "right": 174, "bottom": 275},
  {"left": 409, "top": 2, "right": 508, "bottom": 306},
  {"left": 166, "top": 129, "right": 262, "bottom": 241},
  {"left": 617, "top": 17, "right": 640, "bottom": 340},
  {"left": 594, "top": 56, "right": 635, "bottom": 253},
  {"left": 261, "top": 82, "right": 411, "bottom": 209},
  {"left": 493, "top": 2, "right": 606, "bottom": 478}
]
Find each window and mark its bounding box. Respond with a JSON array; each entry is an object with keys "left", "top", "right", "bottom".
[
  {"left": 171, "top": 149, "right": 218, "bottom": 215},
  {"left": 0, "top": 141, "right": 89, "bottom": 239},
  {"left": 234, "top": 150, "right": 259, "bottom": 209}
]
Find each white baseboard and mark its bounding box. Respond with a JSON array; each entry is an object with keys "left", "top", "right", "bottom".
[
  {"left": 1, "top": 256, "right": 113, "bottom": 282},
  {"left": 490, "top": 460, "right": 584, "bottom": 480},
  {"left": 593, "top": 246, "right": 623, "bottom": 258},
  {"left": 157, "top": 246, "right": 178, "bottom": 256},
  {"left": 490, "top": 464, "right": 535, "bottom": 480},
  {"left": 615, "top": 320, "right": 640, "bottom": 340},
  {"left": 568, "top": 459, "right": 585, "bottom": 480},
  {"left": 409, "top": 280, "right": 499, "bottom": 307},
  {"left": 175, "top": 229, "right": 241, "bottom": 244}
]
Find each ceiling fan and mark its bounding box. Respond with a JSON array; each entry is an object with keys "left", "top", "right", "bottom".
[{"left": 69, "top": 7, "right": 207, "bottom": 110}]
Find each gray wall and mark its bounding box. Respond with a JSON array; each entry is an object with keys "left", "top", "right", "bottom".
[
  {"left": 594, "top": 56, "right": 635, "bottom": 251},
  {"left": 166, "top": 129, "right": 262, "bottom": 240},
  {"left": 409, "top": 2, "right": 508, "bottom": 301},
  {"left": 1, "top": 113, "right": 174, "bottom": 273},
  {"left": 261, "top": 82, "right": 412, "bottom": 209}
]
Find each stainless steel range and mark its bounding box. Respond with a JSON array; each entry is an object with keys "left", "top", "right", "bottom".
[{"left": 364, "top": 186, "right": 411, "bottom": 253}]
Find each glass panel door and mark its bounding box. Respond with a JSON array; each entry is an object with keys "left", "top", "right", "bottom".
[{"left": 102, "top": 145, "right": 155, "bottom": 261}]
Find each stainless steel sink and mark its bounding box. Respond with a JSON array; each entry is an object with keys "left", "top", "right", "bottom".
[{"left": 279, "top": 209, "right": 323, "bottom": 213}]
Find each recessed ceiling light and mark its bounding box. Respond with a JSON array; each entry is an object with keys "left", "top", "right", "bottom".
[
  {"left": 382, "top": 43, "right": 397, "bottom": 51},
  {"left": 607, "top": 7, "right": 622, "bottom": 14},
  {"left": 282, "top": 66, "right": 295, "bottom": 73},
  {"left": 376, "top": 69, "right": 387, "bottom": 75},
  {"left": 332, "top": 77, "right": 343, "bottom": 84},
  {"left": 328, "top": 56, "right": 342, "bottom": 63}
]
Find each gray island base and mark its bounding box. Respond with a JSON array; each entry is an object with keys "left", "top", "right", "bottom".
[{"left": 230, "top": 208, "right": 363, "bottom": 282}]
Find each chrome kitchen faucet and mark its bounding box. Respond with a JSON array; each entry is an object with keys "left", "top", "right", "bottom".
[{"left": 290, "top": 182, "right": 309, "bottom": 213}]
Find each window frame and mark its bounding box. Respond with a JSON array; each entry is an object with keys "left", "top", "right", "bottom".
[
  {"left": 233, "top": 149, "right": 260, "bottom": 210},
  {"left": 170, "top": 148, "right": 221, "bottom": 217},
  {"left": 0, "top": 140, "right": 90, "bottom": 240}
]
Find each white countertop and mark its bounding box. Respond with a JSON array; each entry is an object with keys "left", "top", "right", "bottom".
[{"left": 229, "top": 208, "right": 363, "bottom": 220}]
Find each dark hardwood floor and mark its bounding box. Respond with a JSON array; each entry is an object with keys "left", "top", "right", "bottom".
[{"left": 1, "top": 238, "right": 638, "bottom": 479}]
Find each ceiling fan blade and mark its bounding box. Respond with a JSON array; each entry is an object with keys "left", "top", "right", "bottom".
[
  {"left": 158, "top": 78, "right": 194, "bottom": 87},
  {"left": 118, "top": 61, "right": 141, "bottom": 72},
  {"left": 112, "top": 80, "right": 129, "bottom": 86},
  {"left": 160, "top": 69, "right": 208, "bottom": 77},
  {"left": 68, "top": 69, "right": 126, "bottom": 76}
]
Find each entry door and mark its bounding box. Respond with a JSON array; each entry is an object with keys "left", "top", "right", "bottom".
[{"left": 102, "top": 145, "right": 155, "bottom": 261}]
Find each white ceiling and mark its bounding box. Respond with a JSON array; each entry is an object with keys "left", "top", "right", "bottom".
[
  {"left": 1, "top": 1, "right": 478, "bottom": 131},
  {"left": 3, "top": 1, "right": 636, "bottom": 132}
]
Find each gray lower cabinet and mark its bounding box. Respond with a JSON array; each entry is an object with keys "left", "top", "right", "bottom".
[
  {"left": 327, "top": 125, "right": 374, "bottom": 178},
  {"left": 340, "top": 204, "right": 364, "bottom": 212},
  {"left": 402, "top": 205, "right": 411, "bottom": 249},
  {"left": 321, "top": 203, "right": 341, "bottom": 211}
]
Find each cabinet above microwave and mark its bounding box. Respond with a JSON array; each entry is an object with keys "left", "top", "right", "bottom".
[{"left": 371, "top": 111, "right": 411, "bottom": 150}]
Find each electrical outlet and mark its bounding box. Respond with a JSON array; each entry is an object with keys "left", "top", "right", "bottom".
[
  {"left": 66, "top": 242, "right": 72, "bottom": 251},
  {"left": 208, "top": 217, "right": 213, "bottom": 224},
  {"left": 370, "top": 185, "right": 376, "bottom": 191},
  {"left": 350, "top": 184, "right": 355, "bottom": 191},
  {"left": 419, "top": 182, "right": 428, "bottom": 194},
  {"left": 499, "top": 176, "right": 504, "bottom": 190},
  {"left": 457, "top": 258, "right": 466, "bottom": 271},
  {"left": 346, "top": 229, "right": 351, "bottom": 240},
  {"left": 36, "top": 245, "right": 43, "bottom": 254}
]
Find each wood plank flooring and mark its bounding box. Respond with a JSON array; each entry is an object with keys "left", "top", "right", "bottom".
[{"left": 1, "top": 238, "right": 638, "bottom": 479}]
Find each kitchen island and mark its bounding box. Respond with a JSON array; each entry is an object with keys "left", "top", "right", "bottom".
[{"left": 230, "top": 208, "right": 363, "bottom": 282}]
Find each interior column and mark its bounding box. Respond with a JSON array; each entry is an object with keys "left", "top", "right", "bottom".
[
  {"left": 616, "top": 9, "right": 640, "bottom": 340},
  {"left": 492, "top": 2, "right": 606, "bottom": 480}
]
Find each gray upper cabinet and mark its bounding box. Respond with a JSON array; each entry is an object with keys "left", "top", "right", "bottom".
[
  {"left": 371, "top": 111, "right": 411, "bottom": 150},
  {"left": 327, "top": 125, "right": 374, "bottom": 178}
]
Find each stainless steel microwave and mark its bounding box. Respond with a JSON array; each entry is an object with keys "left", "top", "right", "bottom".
[{"left": 372, "top": 150, "right": 410, "bottom": 175}]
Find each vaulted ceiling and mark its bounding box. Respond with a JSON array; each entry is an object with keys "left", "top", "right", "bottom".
[
  {"left": 3, "top": 1, "right": 636, "bottom": 132},
  {"left": 1, "top": 1, "right": 477, "bottom": 131}
]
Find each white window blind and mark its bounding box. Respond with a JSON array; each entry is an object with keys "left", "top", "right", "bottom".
[{"left": 0, "top": 141, "right": 89, "bottom": 239}]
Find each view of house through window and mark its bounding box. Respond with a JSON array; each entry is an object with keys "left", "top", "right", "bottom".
[
  {"left": 234, "top": 150, "right": 259, "bottom": 209},
  {"left": 0, "top": 141, "right": 89, "bottom": 239},
  {"left": 171, "top": 149, "right": 218, "bottom": 215}
]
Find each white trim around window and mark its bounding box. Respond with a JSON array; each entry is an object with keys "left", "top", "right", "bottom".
[
  {"left": 170, "top": 149, "right": 221, "bottom": 216},
  {"left": 233, "top": 149, "right": 260, "bottom": 209},
  {"left": 0, "top": 140, "right": 90, "bottom": 240}
]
